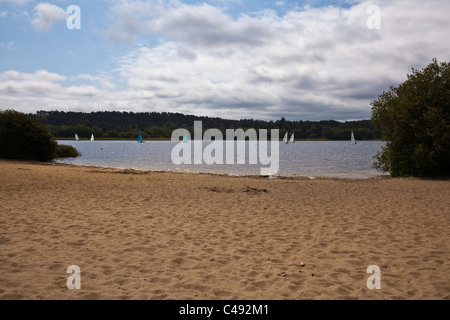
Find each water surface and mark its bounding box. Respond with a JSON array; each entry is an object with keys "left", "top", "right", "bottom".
[{"left": 56, "top": 140, "right": 388, "bottom": 179}]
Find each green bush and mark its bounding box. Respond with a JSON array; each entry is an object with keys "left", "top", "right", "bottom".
[
  {"left": 0, "top": 110, "right": 58, "bottom": 162},
  {"left": 55, "top": 144, "right": 79, "bottom": 158},
  {"left": 371, "top": 59, "right": 450, "bottom": 177}
]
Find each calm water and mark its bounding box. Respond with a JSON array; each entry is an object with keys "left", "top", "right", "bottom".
[{"left": 56, "top": 140, "right": 389, "bottom": 179}]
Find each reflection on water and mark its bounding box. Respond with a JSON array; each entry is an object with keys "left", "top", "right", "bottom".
[{"left": 56, "top": 140, "right": 389, "bottom": 179}]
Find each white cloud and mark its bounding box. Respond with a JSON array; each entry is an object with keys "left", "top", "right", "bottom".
[
  {"left": 0, "top": 70, "right": 66, "bottom": 95},
  {"left": 0, "top": 41, "right": 15, "bottom": 50},
  {"left": 0, "top": 70, "right": 101, "bottom": 98},
  {"left": 150, "top": 4, "right": 276, "bottom": 48},
  {"left": 0, "top": 0, "right": 34, "bottom": 5},
  {"left": 103, "top": 0, "right": 182, "bottom": 44},
  {"left": 0, "top": 70, "right": 109, "bottom": 112},
  {"left": 2, "top": 0, "right": 450, "bottom": 120},
  {"left": 111, "top": 0, "right": 450, "bottom": 119},
  {"left": 31, "top": 2, "right": 66, "bottom": 33},
  {"left": 0, "top": 69, "right": 66, "bottom": 82},
  {"left": 74, "top": 74, "right": 117, "bottom": 91},
  {"left": 66, "top": 85, "right": 102, "bottom": 97}
]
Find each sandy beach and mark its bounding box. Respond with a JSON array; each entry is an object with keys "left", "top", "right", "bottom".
[{"left": 0, "top": 160, "right": 448, "bottom": 300}]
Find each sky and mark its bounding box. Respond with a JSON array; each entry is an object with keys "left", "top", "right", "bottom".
[{"left": 0, "top": 0, "right": 449, "bottom": 121}]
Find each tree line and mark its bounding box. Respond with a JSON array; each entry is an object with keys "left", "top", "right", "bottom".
[{"left": 31, "top": 111, "right": 382, "bottom": 141}]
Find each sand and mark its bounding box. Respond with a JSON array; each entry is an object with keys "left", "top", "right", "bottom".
[{"left": 0, "top": 160, "right": 449, "bottom": 300}]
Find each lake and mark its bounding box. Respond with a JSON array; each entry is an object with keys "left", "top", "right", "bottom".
[{"left": 56, "top": 140, "right": 389, "bottom": 179}]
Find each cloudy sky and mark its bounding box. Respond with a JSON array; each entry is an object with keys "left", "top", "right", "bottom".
[{"left": 0, "top": 0, "right": 449, "bottom": 121}]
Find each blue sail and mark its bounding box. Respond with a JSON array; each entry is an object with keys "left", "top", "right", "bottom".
[{"left": 183, "top": 131, "right": 188, "bottom": 143}]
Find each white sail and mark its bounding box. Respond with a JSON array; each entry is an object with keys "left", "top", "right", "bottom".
[
  {"left": 91, "top": 134, "right": 95, "bottom": 141},
  {"left": 283, "top": 132, "right": 289, "bottom": 144},
  {"left": 290, "top": 133, "right": 295, "bottom": 143},
  {"left": 350, "top": 131, "right": 357, "bottom": 145},
  {"left": 75, "top": 134, "right": 79, "bottom": 141}
]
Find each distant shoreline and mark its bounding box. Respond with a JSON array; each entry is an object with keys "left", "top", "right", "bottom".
[{"left": 57, "top": 138, "right": 384, "bottom": 142}]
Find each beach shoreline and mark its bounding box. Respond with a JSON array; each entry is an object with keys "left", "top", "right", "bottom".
[
  {"left": 0, "top": 160, "right": 448, "bottom": 300},
  {"left": 53, "top": 160, "right": 391, "bottom": 181}
]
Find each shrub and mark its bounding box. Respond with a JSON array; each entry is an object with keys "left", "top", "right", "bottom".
[
  {"left": 55, "top": 144, "right": 79, "bottom": 158},
  {"left": 371, "top": 59, "right": 450, "bottom": 177},
  {"left": 0, "top": 110, "right": 57, "bottom": 162}
]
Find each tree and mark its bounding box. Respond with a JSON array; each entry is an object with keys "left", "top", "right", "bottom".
[
  {"left": 0, "top": 110, "right": 57, "bottom": 162},
  {"left": 371, "top": 59, "right": 450, "bottom": 177}
]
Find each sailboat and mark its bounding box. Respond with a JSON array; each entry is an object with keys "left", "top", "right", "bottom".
[
  {"left": 138, "top": 132, "right": 144, "bottom": 143},
  {"left": 290, "top": 133, "right": 295, "bottom": 143},
  {"left": 75, "top": 134, "right": 79, "bottom": 141},
  {"left": 283, "top": 132, "right": 289, "bottom": 144},
  {"left": 90, "top": 134, "right": 95, "bottom": 142},
  {"left": 350, "top": 131, "right": 357, "bottom": 145},
  {"left": 182, "top": 131, "right": 188, "bottom": 143}
]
